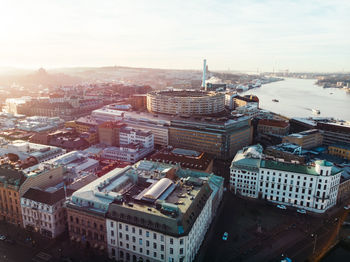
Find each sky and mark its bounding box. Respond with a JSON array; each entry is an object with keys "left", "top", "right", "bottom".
[{"left": 0, "top": 0, "right": 349, "bottom": 72}]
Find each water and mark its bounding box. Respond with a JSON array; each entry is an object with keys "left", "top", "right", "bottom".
[{"left": 242, "top": 78, "right": 350, "bottom": 121}]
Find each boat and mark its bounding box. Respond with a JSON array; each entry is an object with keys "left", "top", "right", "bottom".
[
  {"left": 272, "top": 99, "right": 279, "bottom": 102},
  {"left": 312, "top": 109, "right": 320, "bottom": 115}
]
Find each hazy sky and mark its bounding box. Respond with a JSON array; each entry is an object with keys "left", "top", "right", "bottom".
[{"left": 1, "top": 0, "right": 349, "bottom": 72}]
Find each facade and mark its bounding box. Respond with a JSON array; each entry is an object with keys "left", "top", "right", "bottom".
[
  {"left": 230, "top": 145, "right": 342, "bottom": 213},
  {"left": 169, "top": 116, "right": 252, "bottom": 160},
  {"left": 147, "top": 90, "right": 225, "bottom": 115},
  {"left": 120, "top": 127, "right": 154, "bottom": 149},
  {"left": 328, "top": 144, "right": 350, "bottom": 160},
  {"left": 21, "top": 187, "right": 72, "bottom": 238},
  {"left": 282, "top": 129, "right": 323, "bottom": 149},
  {"left": 233, "top": 95, "right": 259, "bottom": 109},
  {"left": 0, "top": 163, "right": 65, "bottom": 227},
  {"left": 65, "top": 116, "right": 99, "bottom": 145},
  {"left": 316, "top": 121, "right": 350, "bottom": 145},
  {"left": 101, "top": 144, "right": 153, "bottom": 163},
  {"left": 257, "top": 119, "right": 290, "bottom": 136},
  {"left": 98, "top": 122, "right": 126, "bottom": 147},
  {"left": 66, "top": 160, "right": 223, "bottom": 261},
  {"left": 92, "top": 108, "right": 125, "bottom": 122}
]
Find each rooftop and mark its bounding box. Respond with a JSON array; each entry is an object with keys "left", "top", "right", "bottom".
[
  {"left": 258, "top": 119, "right": 290, "bottom": 128},
  {"left": 22, "top": 187, "right": 74, "bottom": 205},
  {"left": 148, "top": 90, "right": 222, "bottom": 98}
]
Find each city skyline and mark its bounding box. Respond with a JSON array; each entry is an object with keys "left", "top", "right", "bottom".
[{"left": 1, "top": 0, "right": 350, "bottom": 72}]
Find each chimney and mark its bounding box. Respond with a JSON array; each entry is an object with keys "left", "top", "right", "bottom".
[{"left": 202, "top": 59, "right": 207, "bottom": 90}]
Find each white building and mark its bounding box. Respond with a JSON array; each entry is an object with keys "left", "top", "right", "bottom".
[
  {"left": 120, "top": 127, "right": 154, "bottom": 149},
  {"left": 92, "top": 108, "right": 125, "bottom": 122},
  {"left": 230, "top": 145, "right": 342, "bottom": 213},
  {"left": 21, "top": 186, "right": 73, "bottom": 238},
  {"left": 102, "top": 144, "right": 153, "bottom": 163},
  {"left": 0, "top": 140, "right": 65, "bottom": 162}
]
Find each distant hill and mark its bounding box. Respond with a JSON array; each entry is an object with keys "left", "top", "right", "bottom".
[{"left": 0, "top": 68, "right": 82, "bottom": 88}]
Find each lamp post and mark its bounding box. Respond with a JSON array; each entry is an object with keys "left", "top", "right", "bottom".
[{"left": 312, "top": 234, "right": 318, "bottom": 254}]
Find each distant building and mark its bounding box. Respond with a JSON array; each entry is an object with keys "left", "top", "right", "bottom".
[
  {"left": 147, "top": 90, "right": 225, "bottom": 115},
  {"left": 282, "top": 129, "right": 323, "bottom": 149},
  {"left": 98, "top": 122, "right": 126, "bottom": 147},
  {"left": 0, "top": 140, "right": 65, "bottom": 163},
  {"left": 119, "top": 127, "right": 154, "bottom": 149},
  {"left": 257, "top": 119, "right": 290, "bottom": 136},
  {"left": 328, "top": 143, "right": 350, "bottom": 160},
  {"left": 317, "top": 121, "right": 350, "bottom": 146},
  {"left": 169, "top": 116, "right": 252, "bottom": 160},
  {"left": 233, "top": 95, "right": 259, "bottom": 109},
  {"left": 230, "top": 145, "right": 342, "bottom": 213},
  {"left": 101, "top": 143, "right": 153, "bottom": 163},
  {"left": 149, "top": 148, "right": 214, "bottom": 174}
]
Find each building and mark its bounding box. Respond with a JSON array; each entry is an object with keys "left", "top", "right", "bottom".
[
  {"left": 101, "top": 144, "right": 153, "bottom": 163},
  {"left": 65, "top": 116, "right": 99, "bottom": 145},
  {"left": 98, "top": 122, "right": 126, "bottom": 147},
  {"left": 169, "top": 115, "right": 252, "bottom": 160},
  {"left": 257, "top": 119, "right": 290, "bottom": 136},
  {"left": 328, "top": 143, "right": 350, "bottom": 160},
  {"left": 120, "top": 127, "right": 154, "bottom": 149},
  {"left": 106, "top": 160, "right": 223, "bottom": 262},
  {"left": 317, "top": 121, "right": 350, "bottom": 146},
  {"left": 225, "top": 93, "right": 238, "bottom": 110},
  {"left": 0, "top": 162, "right": 66, "bottom": 227},
  {"left": 230, "top": 145, "right": 342, "bottom": 213},
  {"left": 233, "top": 95, "right": 259, "bottom": 109},
  {"left": 282, "top": 129, "right": 323, "bottom": 149},
  {"left": 16, "top": 116, "right": 64, "bottom": 133},
  {"left": 21, "top": 186, "right": 74, "bottom": 238},
  {"left": 149, "top": 148, "right": 214, "bottom": 174},
  {"left": 147, "top": 90, "right": 225, "bottom": 115},
  {"left": 0, "top": 140, "right": 65, "bottom": 163},
  {"left": 92, "top": 108, "right": 125, "bottom": 122}
]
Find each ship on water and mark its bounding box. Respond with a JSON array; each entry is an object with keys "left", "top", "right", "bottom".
[{"left": 312, "top": 109, "right": 320, "bottom": 115}]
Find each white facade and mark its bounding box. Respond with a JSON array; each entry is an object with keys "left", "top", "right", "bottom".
[
  {"left": 120, "top": 128, "right": 154, "bottom": 149},
  {"left": 106, "top": 195, "right": 212, "bottom": 262},
  {"left": 21, "top": 189, "right": 67, "bottom": 238},
  {"left": 102, "top": 145, "right": 153, "bottom": 163},
  {"left": 230, "top": 145, "right": 342, "bottom": 213}
]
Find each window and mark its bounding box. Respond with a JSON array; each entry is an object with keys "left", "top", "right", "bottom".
[
  {"left": 132, "top": 227, "right": 135, "bottom": 233},
  {"left": 110, "top": 221, "right": 114, "bottom": 227},
  {"left": 139, "top": 229, "right": 142, "bottom": 235},
  {"left": 132, "top": 236, "right": 136, "bottom": 243},
  {"left": 180, "top": 248, "right": 184, "bottom": 254},
  {"left": 126, "top": 235, "right": 129, "bottom": 241},
  {"left": 153, "top": 243, "right": 157, "bottom": 249},
  {"left": 119, "top": 232, "right": 123, "bottom": 238},
  {"left": 139, "top": 239, "right": 142, "bottom": 245},
  {"left": 111, "top": 230, "right": 114, "bottom": 237},
  {"left": 140, "top": 248, "right": 143, "bottom": 253},
  {"left": 153, "top": 233, "right": 157, "bottom": 240},
  {"left": 119, "top": 224, "right": 122, "bottom": 230},
  {"left": 170, "top": 248, "right": 173, "bottom": 254},
  {"left": 154, "top": 252, "right": 157, "bottom": 258},
  {"left": 146, "top": 231, "right": 150, "bottom": 237},
  {"left": 161, "top": 245, "right": 164, "bottom": 251},
  {"left": 146, "top": 240, "right": 149, "bottom": 247},
  {"left": 125, "top": 225, "right": 129, "bottom": 231},
  {"left": 170, "top": 238, "right": 173, "bottom": 245}
]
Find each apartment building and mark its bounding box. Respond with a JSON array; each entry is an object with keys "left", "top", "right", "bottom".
[{"left": 230, "top": 145, "right": 342, "bottom": 213}]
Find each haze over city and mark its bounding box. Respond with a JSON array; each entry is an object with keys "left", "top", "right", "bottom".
[{"left": 1, "top": 0, "right": 350, "bottom": 72}]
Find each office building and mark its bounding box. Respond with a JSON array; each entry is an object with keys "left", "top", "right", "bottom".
[{"left": 282, "top": 129, "right": 323, "bottom": 149}]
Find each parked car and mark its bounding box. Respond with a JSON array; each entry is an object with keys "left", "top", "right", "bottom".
[
  {"left": 344, "top": 205, "right": 350, "bottom": 210},
  {"left": 0, "top": 235, "right": 6, "bottom": 241},
  {"left": 297, "top": 209, "right": 306, "bottom": 214},
  {"left": 222, "top": 232, "right": 228, "bottom": 241},
  {"left": 277, "top": 205, "right": 287, "bottom": 210}
]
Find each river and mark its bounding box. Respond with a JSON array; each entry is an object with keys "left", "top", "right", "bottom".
[{"left": 242, "top": 78, "right": 350, "bottom": 121}]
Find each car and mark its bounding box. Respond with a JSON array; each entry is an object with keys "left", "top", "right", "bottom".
[
  {"left": 277, "top": 205, "right": 287, "bottom": 210},
  {"left": 0, "top": 235, "right": 6, "bottom": 241},
  {"left": 344, "top": 205, "right": 350, "bottom": 210},
  {"left": 297, "top": 209, "right": 306, "bottom": 214},
  {"left": 222, "top": 232, "right": 228, "bottom": 241}
]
